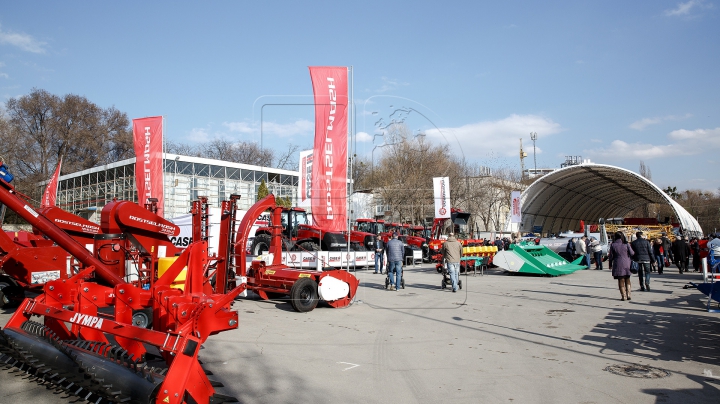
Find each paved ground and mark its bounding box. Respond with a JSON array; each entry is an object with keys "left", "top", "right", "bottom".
[{"left": 2, "top": 263, "right": 720, "bottom": 404}]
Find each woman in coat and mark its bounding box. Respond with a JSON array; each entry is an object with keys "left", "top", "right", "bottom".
[{"left": 608, "top": 231, "right": 635, "bottom": 301}]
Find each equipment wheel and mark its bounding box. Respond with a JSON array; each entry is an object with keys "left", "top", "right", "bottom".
[
  {"left": 459, "top": 279, "right": 462, "bottom": 290},
  {"left": 384, "top": 277, "right": 389, "bottom": 289},
  {"left": 401, "top": 277, "right": 405, "bottom": 289},
  {"left": 290, "top": 278, "right": 319, "bottom": 312},
  {"left": 132, "top": 308, "right": 153, "bottom": 329},
  {"left": 441, "top": 280, "right": 446, "bottom": 289},
  {"left": 299, "top": 241, "right": 320, "bottom": 252},
  {"left": 251, "top": 234, "right": 272, "bottom": 255}
]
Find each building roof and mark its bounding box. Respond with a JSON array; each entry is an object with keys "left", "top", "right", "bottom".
[{"left": 521, "top": 163, "right": 703, "bottom": 237}]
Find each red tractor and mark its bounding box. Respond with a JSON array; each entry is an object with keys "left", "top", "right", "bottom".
[
  {"left": 427, "top": 208, "right": 487, "bottom": 268},
  {"left": 346, "top": 218, "right": 385, "bottom": 252},
  {"left": 250, "top": 206, "right": 348, "bottom": 255}
]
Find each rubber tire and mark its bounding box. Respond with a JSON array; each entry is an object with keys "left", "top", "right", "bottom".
[
  {"left": 299, "top": 241, "right": 320, "bottom": 252},
  {"left": 385, "top": 277, "right": 390, "bottom": 289},
  {"left": 441, "top": 281, "right": 446, "bottom": 289},
  {"left": 290, "top": 278, "right": 319, "bottom": 312},
  {"left": 0, "top": 288, "right": 9, "bottom": 309},
  {"left": 401, "top": 277, "right": 405, "bottom": 289},
  {"left": 459, "top": 280, "right": 462, "bottom": 290},
  {"left": 251, "top": 234, "right": 272, "bottom": 255}
]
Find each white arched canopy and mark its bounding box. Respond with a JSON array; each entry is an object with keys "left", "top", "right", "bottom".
[{"left": 521, "top": 164, "right": 703, "bottom": 237}]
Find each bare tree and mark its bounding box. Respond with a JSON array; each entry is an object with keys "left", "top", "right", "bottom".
[
  {"left": 4, "top": 88, "right": 133, "bottom": 197},
  {"left": 275, "top": 143, "right": 301, "bottom": 170}
]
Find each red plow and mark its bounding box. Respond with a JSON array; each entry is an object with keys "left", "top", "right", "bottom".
[{"left": 0, "top": 174, "right": 358, "bottom": 403}]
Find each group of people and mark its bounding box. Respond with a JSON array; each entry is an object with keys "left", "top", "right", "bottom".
[
  {"left": 607, "top": 231, "right": 720, "bottom": 301},
  {"left": 565, "top": 235, "right": 604, "bottom": 269},
  {"left": 373, "top": 231, "right": 465, "bottom": 293}
]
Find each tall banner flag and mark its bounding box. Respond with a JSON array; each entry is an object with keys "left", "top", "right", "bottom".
[
  {"left": 510, "top": 190, "right": 522, "bottom": 223},
  {"left": 298, "top": 149, "right": 313, "bottom": 209},
  {"left": 132, "top": 116, "right": 164, "bottom": 217},
  {"left": 309, "top": 66, "right": 348, "bottom": 232},
  {"left": 41, "top": 157, "right": 62, "bottom": 208},
  {"left": 433, "top": 177, "right": 451, "bottom": 218}
]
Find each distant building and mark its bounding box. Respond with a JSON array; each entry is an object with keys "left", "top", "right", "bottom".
[
  {"left": 524, "top": 168, "right": 556, "bottom": 179},
  {"left": 45, "top": 153, "right": 299, "bottom": 222}
]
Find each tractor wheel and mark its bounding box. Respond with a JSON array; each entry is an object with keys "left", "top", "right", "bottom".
[
  {"left": 290, "top": 278, "right": 319, "bottom": 312},
  {"left": 251, "top": 234, "right": 272, "bottom": 255},
  {"left": 299, "top": 241, "right": 320, "bottom": 252}
]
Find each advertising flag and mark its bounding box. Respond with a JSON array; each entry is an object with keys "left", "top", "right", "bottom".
[
  {"left": 510, "top": 190, "right": 522, "bottom": 223},
  {"left": 298, "top": 149, "right": 313, "bottom": 209},
  {"left": 433, "top": 177, "right": 451, "bottom": 218},
  {"left": 132, "top": 116, "right": 164, "bottom": 217},
  {"left": 41, "top": 157, "right": 62, "bottom": 208},
  {"left": 309, "top": 66, "right": 348, "bottom": 232}
]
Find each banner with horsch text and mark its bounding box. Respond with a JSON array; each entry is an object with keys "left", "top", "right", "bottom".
[
  {"left": 132, "top": 116, "right": 164, "bottom": 217},
  {"left": 433, "top": 177, "right": 451, "bottom": 218},
  {"left": 309, "top": 66, "right": 348, "bottom": 232},
  {"left": 298, "top": 149, "right": 313, "bottom": 209},
  {"left": 41, "top": 157, "right": 62, "bottom": 208},
  {"left": 510, "top": 190, "right": 522, "bottom": 223}
]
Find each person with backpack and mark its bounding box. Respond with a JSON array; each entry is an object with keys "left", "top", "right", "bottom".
[
  {"left": 631, "top": 231, "right": 654, "bottom": 291},
  {"left": 565, "top": 238, "right": 576, "bottom": 261}
]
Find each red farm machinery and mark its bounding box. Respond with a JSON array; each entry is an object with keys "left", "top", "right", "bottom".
[
  {"left": 0, "top": 170, "right": 359, "bottom": 403},
  {"left": 249, "top": 206, "right": 348, "bottom": 254},
  {"left": 426, "top": 208, "right": 494, "bottom": 273}
]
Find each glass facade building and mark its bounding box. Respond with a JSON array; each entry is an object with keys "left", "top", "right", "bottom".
[{"left": 51, "top": 153, "right": 299, "bottom": 222}]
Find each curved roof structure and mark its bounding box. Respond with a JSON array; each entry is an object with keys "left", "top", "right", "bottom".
[{"left": 521, "top": 164, "right": 702, "bottom": 237}]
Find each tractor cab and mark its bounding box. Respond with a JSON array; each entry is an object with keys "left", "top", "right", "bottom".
[
  {"left": 281, "top": 207, "right": 310, "bottom": 239},
  {"left": 355, "top": 218, "right": 385, "bottom": 235}
]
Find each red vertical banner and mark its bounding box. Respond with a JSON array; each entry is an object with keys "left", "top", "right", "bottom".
[
  {"left": 309, "top": 66, "right": 348, "bottom": 232},
  {"left": 132, "top": 116, "right": 164, "bottom": 217},
  {"left": 41, "top": 157, "right": 62, "bottom": 208}
]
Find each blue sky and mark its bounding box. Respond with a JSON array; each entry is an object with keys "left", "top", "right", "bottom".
[{"left": 1, "top": 1, "right": 718, "bottom": 190}]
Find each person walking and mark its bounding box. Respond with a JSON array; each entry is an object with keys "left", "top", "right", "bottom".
[
  {"left": 442, "top": 232, "right": 463, "bottom": 293},
  {"left": 661, "top": 233, "right": 673, "bottom": 267},
  {"left": 590, "top": 237, "right": 603, "bottom": 270},
  {"left": 386, "top": 233, "right": 404, "bottom": 291},
  {"left": 608, "top": 231, "right": 635, "bottom": 301},
  {"left": 672, "top": 236, "right": 690, "bottom": 274},
  {"left": 577, "top": 235, "right": 589, "bottom": 269},
  {"left": 631, "top": 231, "right": 654, "bottom": 292},
  {"left": 373, "top": 232, "right": 385, "bottom": 274},
  {"left": 652, "top": 238, "right": 665, "bottom": 274},
  {"left": 690, "top": 237, "right": 701, "bottom": 272},
  {"left": 565, "top": 237, "right": 576, "bottom": 261}
]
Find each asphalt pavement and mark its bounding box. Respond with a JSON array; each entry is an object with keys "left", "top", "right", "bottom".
[{"left": 1, "top": 263, "right": 720, "bottom": 404}]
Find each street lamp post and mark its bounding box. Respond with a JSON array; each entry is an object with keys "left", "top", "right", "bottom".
[{"left": 530, "top": 132, "right": 537, "bottom": 179}]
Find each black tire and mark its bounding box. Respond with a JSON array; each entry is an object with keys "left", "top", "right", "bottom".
[
  {"left": 384, "top": 277, "right": 389, "bottom": 289},
  {"left": 401, "top": 277, "right": 405, "bottom": 289},
  {"left": 290, "top": 278, "right": 319, "bottom": 312},
  {"left": 299, "top": 241, "right": 320, "bottom": 252},
  {"left": 459, "top": 280, "right": 462, "bottom": 290},
  {"left": 441, "top": 281, "right": 446, "bottom": 289},
  {"left": 251, "top": 234, "right": 272, "bottom": 255},
  {"left": 0, "top": 288, "right": 9, "bottom": 309}
]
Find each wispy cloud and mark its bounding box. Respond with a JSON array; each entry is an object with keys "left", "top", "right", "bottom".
[
  {"left": 0, "top": 24, "right": 47, "bottom": 53},
  {"left": 376, "top": 76, "right": 409, "bottom": 93},
  {"left": 629, "top": 113, "right": 692, "bottom": 130},
  {"left": 588, "top": 127, "right": 720, "bottom": 160},
  {"left": 0, "top": 62, "right": 8, "bottom": 79},
  {"left": 356, "top": 131, "right": 372, "bottom": 142},
  {"left": 665, "top": 0, "right": 711, "bottom": 16},
  {"left": 424, "top": 114, "right": 563, "bottom": 158}
]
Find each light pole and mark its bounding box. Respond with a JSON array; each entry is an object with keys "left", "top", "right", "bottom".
[{"left": 530, "top": 132, "right": 537, "bottom": 178}]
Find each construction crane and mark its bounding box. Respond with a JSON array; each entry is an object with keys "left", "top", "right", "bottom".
[{"left": 519, "top": 138, "right": 528, "bottom": 181}]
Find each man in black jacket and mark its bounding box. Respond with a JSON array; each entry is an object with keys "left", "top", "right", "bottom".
[
  {"left": 672, "top": 236, "right": 690, "bottom": 274},
  {"left": 374, "top": 232, "right": 385, "bottom": 274},
  {"left": 631, "top": 231, "right": 654, "bottom": 291}
]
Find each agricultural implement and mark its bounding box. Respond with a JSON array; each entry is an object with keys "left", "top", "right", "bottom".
[
  {"left": 231, "top": 195, "right": 360, "bottom": 312},
  {"left": 493, "top": 243, "right": 586, "bottom": 276}
]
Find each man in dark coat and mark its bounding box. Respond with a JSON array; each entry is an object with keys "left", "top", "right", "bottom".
[
  {"left": 661, "top": 233, "right": 673, "bottom": 267},
  {"left": 631, "top": 231, "right": 654, "bottom": 291},
  {"left": 671, "top": 236, "right": 690, "bottom": 274}
]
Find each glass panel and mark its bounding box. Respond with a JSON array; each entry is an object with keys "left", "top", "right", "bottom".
[
  {"left": 210, "top": 165, "right": 225, "bottom": 178},
  {"left": 268, "top": 173, "right": 279, "bottom": 183},
  {"left": 256, "top": 171, "right": 267, "bottom": 182},
  {"left": 177, "top": 161, "right": 192, "bottom": 175},
  {"left": 227, "top": 167, "right": 240, "bottom": 180},
  {"left": 242, "top": 169, "right": 254, "bottom": 182},
  {"left": 194, "top": 164, "right": 209, "bottom": 176}
]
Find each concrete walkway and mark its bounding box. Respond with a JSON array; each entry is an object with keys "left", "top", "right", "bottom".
[{"left": 2, "top": 264, "right": 719, "bottom": 403}]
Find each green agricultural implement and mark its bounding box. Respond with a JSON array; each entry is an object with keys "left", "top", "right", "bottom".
[{"left": 493, "top": 243, "right": 586, "bottom": 276}]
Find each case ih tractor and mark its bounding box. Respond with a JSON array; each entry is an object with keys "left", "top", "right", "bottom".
[
  {"left": 250, "top": 206, "right": 348, "bottom": 254},
  {"left": 346, "top": 218, "right": 385, "bottom": 251}
]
